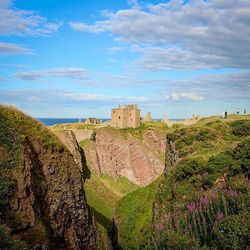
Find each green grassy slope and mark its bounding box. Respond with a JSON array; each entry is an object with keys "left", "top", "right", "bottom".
[
  {"left": 152, "top": 116, "right": 250, "bottom": 249},
  {"left": 83, "top": 171, "right": 139, "bottom": 249},
  {"left": 115, "top": 176, "right": 163, "bottom": 249}
]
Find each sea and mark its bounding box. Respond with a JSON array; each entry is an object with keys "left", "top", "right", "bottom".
[
  {"left": 37, "top": 118, "right": 109, "bottom": 126},
  {"left": 38, "top": 118, "right": 183, "bottom": 126}
]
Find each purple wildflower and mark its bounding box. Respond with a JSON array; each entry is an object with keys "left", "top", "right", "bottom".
[
  {"left": 216, "top": 211, "right": 224, "bottom": 221},
  {"left": 187, "top": 203, "right": 196, "bottom": 213}
]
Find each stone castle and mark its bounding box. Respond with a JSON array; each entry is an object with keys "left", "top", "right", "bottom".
[{"left": 111, "top": 104, "right": 141, "bottom": 128}]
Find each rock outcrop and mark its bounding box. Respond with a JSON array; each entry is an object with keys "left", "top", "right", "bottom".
[
  {"left": 84, "top": 127, "right": 166, "bottom": 186},
  {"left": 143, "top": 112, "right": 152, "bottom": 122},
  {"left": 164, "top": 134, "right": 179, "bottom": 175},
  {"left": 0, "top": 105, "right": 96, "bottom": 249},
  {"left": 54, "top": 130, "right": 86, "bottom": 176}
]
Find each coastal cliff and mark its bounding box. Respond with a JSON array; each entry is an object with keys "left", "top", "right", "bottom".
[
  {"left": 0, "top": 105, "right": 96, "bottom": 249},
  {"left": 83, "top": 126, "right": 166, "bottom": 186}
]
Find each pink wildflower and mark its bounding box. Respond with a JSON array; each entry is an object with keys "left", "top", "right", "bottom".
[
  {"left": 187, "top": 203, "right": 196, "bottom": 212},
  {"left": 216, "top": 211, "right": 224, "bottom": 221}
]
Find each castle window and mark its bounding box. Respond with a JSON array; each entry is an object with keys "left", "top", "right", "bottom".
[
  {"left": 113, "top": 111, "right": 115, "bottom": 113},
  {"left": 119, "top": 116, "right": 121, "bottom": 119}
]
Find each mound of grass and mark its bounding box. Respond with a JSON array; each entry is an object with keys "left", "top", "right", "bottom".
[
  {"left": 115, "top": 176, "right": 163, "bottom": 249},
  {"left": 84, "top": 172, "right": 138, "bottom": 232}
]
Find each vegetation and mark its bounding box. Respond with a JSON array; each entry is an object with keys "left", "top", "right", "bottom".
[
  {"left": 230, "top": 120, "right": 250, "bottom": 137},
  {"left": 2, "top": 105, "right": 249, "bottom": 249},
  {"left": 152, "top": 115, "right": 250, "bottom": 249},
  {"left": 0, "top": 105, "right": 73, "bottom": 248},
  {"left": 0, "top": 228, "right": 27, "bottom": 250},
  {"left": 50, "top": 122, "right": 98, "bottom": 130},
  {"left": 84, "top": 172, "right": 138, "bottom": 236},
  {"left": 115, "top": 176, "right": 163, "bottom": 249}
]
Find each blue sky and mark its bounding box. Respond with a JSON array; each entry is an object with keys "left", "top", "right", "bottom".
[{"left": 0, "top": 0, "right": 249, "bottom": 118}]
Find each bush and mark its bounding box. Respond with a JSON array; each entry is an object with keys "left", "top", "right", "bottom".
[
  {"left": 213, "top": 213, "right": 250, "bottom": 250},
  {"left": 182, "top": 135, "right": 196, "bottom": 145},
  {"left": 205, "top": 153, "right": 232, "bottom": 175},
  {"left": 176, "top": 160, "right": 204, "bottom": 181},
  {"left": 156, "top": 231, "right": 200, "bottom": 250},
  {"left": 196, "top": 129, "right": 214, "bottom": 141},
  {"left": 231, "top": 120, "right": 250, "bottom": 137}
]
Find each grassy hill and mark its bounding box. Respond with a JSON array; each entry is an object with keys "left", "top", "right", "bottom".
[
  {"left": 79, "top": 114, "right": 250, "bottom": 249},
  {"left": 152, "top": 115, "right": 250, "bottom": 249}
]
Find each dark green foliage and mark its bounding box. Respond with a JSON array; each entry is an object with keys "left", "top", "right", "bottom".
[
  {"left": 230, "top": 120, "right": 250, "bottom": 137},
  {"left": 154, "top": 187, "right": 250, "bottom": 249},
  {"left": 89, "top": 131, "right": 96, "bottom": 141},
  {"left": 196, "top": 129, "right": 214, "bottom": 141},
  {"left": 0, "top": 176, "right": 16, "bottom": 212},
  {"left": 0, "top": 228, "right": 27, "bottom": 250},
  {"left": 213, "top": 213, "right": 250, "bottom": 250},
  {"left": 155, "top": 231, "right": 200, "bottom": 250},
  {"left": 206, "top": 153, "right": 232, "bottom": 174},
  {"left": 228, "top": 139, "right": 250, "bottom": 176},
  {"left": 176, "top": 160, "right": 204, "bottom": 181}
]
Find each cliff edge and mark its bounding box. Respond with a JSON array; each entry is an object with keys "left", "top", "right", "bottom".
[{"left": 0, "top": 105, "right": 96, "bottom": 249}]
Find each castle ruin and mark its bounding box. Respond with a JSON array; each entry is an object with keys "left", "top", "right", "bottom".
[{"left": 111, "top": 104, "right": 141, "bottom": 128}]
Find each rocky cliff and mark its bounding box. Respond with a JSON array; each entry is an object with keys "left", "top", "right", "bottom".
[
  {"left": 54, "top": 130, "right": 86, "bottom": 177},
  {"left": 0, "top": 105, "right": 96, "bottom": 249},
  {"left": 83, "top": 127, "right": 166, "bottom": 186}
]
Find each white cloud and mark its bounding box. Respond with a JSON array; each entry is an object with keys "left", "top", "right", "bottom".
[
  {"left": 69, "top": 0, "right": 250, "bottom": 70},
  {"left": 14, "top": 68, "right": 90, "bottom": 80},
  {"left": 0, "top": 42, "right": 35, "bottom": 55},
  {"left": 68, "top": 21, "right": 108, "bottom": 33},
  {"left": 127, "top": 0, "right": 140, "bottom": 9},
  {"left": 167, "top": 92, "right": 205, "bottom": 101},
  {"left": 108, "top": 46, "right": 124, "bottom": 53},
  {"left": 0, "top": 90, "right": 147, "bottom": 105},
  {"left": 0, "top": 0, "right": 62, "bottom": 36},
  {"left": 61, "top": 92, "right": 146, "bottom": 102}
]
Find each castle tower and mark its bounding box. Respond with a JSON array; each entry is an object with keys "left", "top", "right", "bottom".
[{"left": 111, "top": 104, "right": 141, "bottom": 128}]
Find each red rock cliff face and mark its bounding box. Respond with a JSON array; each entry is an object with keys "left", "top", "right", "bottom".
[
  {"left": 84, "top": 128, "right": 166, "bottom": 186},
  {"left": 0, "top": 106, "right": 96, "bottom": 249}
]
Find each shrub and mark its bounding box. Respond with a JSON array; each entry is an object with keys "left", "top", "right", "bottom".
[
  {"left": 182, "top": 135, "right": 196, "bottom": 145},
  {"left": 213, "top": 213, "right": 250, "bottom": 250},
  {"left": 176, "top": 160, "right": 204, "bottom": 181},
  {"left": 156, "top": 231, "right": 200, "bottom": 250},
  {"left": 196, "top": 129, "right": 214, "bottom": 141},
  {"left": 205, "top": 153, "right": 232, "bottom": 175},
  {"left": 231, "top": 120, "right": 250, "bottom": 137}
]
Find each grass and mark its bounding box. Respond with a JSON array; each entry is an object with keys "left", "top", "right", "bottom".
[
  {"left": 84, "top": 172, "right": 138, "bottom": 232},
  {"left": 79, "top": 138, "right": 91, "bottom": 148},
  {"left": 115, "top": 176, "right": 163, "bottom": 249},
  {"left": 50, "top": 122, "right": 97, "bottom": 130},
  {"left": 152, "top": 115, "right": 250, "bottom": 249}
]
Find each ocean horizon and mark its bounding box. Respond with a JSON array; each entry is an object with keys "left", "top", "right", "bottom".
[{"left": 37, "top": 118, "right": 184, "bottom": 126}]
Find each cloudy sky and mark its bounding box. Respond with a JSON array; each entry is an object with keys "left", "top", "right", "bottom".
[{"left": 0, "top": 0, "right": 249, "bottom": 118}]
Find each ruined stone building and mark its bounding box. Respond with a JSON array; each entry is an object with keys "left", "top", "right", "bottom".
[
  {"left": 85, "top": 117, "right": 100, "bottom": 125},
  {"left": 111, "top": 104, "right": 141, "bottom": 128},
  {"left": 143, "top": 112, "right": 152, "bottom": 122}
]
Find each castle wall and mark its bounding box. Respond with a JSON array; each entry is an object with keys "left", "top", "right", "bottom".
[{"left": 111, "top": 104, "right": 141, "bottom": 128}]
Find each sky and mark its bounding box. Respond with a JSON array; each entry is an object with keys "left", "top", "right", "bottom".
[{"left": 0, "top": 0, "right": 249, "bottom": 119}]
